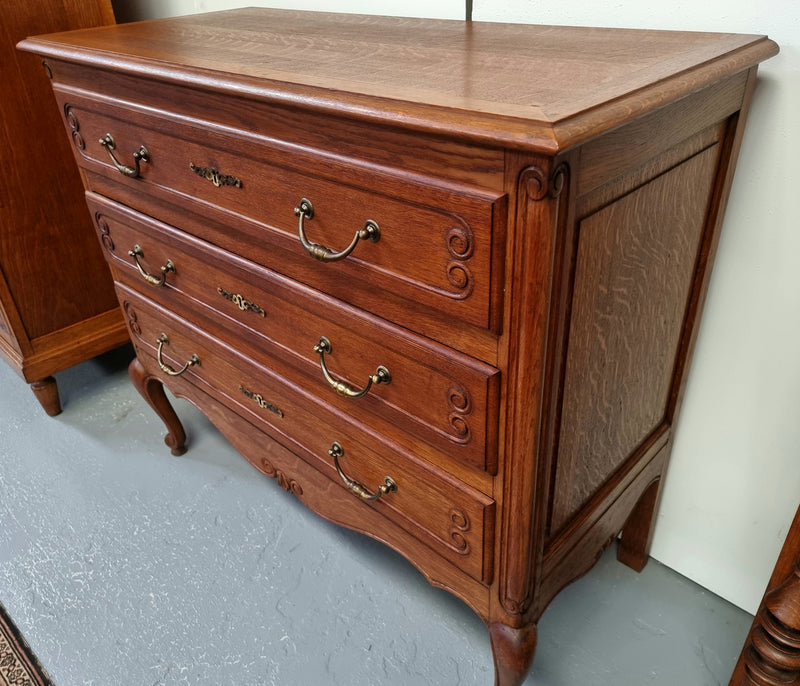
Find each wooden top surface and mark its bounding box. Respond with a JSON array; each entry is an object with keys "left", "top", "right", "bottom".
[{"left": 19, "top": 8, "right": 779, "bottom": 151}]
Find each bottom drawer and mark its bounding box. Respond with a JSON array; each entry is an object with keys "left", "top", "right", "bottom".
[{"left": 118, "top": 284, "right": 495, "bottom": 583}]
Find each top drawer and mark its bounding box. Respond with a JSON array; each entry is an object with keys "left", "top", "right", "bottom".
[{"left": 55, "top": 90, "right": 507, "bottom": 334}]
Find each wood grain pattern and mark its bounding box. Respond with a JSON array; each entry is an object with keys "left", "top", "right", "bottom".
[
  {"left": 89, "top": 192, "right": 500, "bottom": 477},
  {"left": 1, "top": 0, "right": 127, "bottom": 413},
  {"left": 18, "top": 11, "right": 778, "bottom": 683},
  {"left": 550, "top": 146, "right": 721, "bottom": 533},
  {"left": 489, "top": 622, "right": 538, "bottom": 686},
  {"left": 130, "top": 355, "right": 495, "bottom": 622},
  {"left": 55, "top": 90, "right": 506, "bottom": 332},
  {"left": 19, "top": 9, "right": 778, "bottom": 151},
  {"left": 120, "top": 285, "right": 496, "bottom": 583}
]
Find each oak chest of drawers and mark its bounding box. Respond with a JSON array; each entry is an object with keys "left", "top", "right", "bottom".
[{"left": 20, "top": 10, "right": 778, "bottom": 684}]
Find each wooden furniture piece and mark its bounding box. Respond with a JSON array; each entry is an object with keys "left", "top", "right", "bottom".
[
  {"left": 729, "top": 504, "right": 800, "bottom": 686},
  {"left": 0, "top": 0, "right": 128, "bottom": 416},
  {"left": 20, "top": 10, "right": 778, "bottom": 683}
]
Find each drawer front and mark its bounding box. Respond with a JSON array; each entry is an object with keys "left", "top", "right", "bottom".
[
  {"left": 89, "top": 194, "right": 500, "bottom": 474},
  {"left": 58, "top": 92, "right": 506, "bottom": 332},
  {"left": 118, "top": 285, "right": 495, "bottom": 583}
]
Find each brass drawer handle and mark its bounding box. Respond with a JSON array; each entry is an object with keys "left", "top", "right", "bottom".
[
  {"left": 156, "top": 333, "right": 199, "bottom": 376},
  {"left": 313, "top": 336, "right": 391, "bottom": 399},
  {"left": 294, "top": 198, "right": 380, "bottom": 262},
  {"left": 128, "top": 245, "right": 175, "bottom": 286},
  {"left": 328, "top": 442, "right": 396, "bottom": 502},
  {"left": 99, "top": 133, "right": 149, "bottom": 178}
]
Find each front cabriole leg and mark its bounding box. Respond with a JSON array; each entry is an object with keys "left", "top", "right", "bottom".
[
  {"left": 128, "top": 356, "right": 187, "bottom": 456},
  {"left": 489, "top": 622, "right": 538, "bottom": 686}
]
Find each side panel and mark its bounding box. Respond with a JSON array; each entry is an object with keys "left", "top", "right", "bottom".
[{"left": 550, "top": 146, "right": 721, "bottom": 532}]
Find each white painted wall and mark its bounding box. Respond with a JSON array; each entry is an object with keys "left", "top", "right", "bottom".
[
  {"left": 111, "top": 0, "right": 463, "bottom": 23},
  {"left": 473, "top": 0, "right": 799, "bottom": 615},
  {"left": 109, "top": 0, "right": 799, "bottom": 614}
]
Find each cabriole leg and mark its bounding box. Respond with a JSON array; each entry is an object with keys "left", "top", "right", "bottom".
[
  {"left": 489, "top": 622, "right": 538, "bottom": 686},
  {"left": 128, "top": 357, "right": 187, "bottom": 456}
]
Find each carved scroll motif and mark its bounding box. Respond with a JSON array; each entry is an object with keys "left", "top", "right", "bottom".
[
  {"left": 443, "top": 221, "right": 476, "bottom": 299},
  {"left": 64, "top": 104, "right": 84, "bottom": 150},
  {"left": 123, "top": 301, "right": 141, "bottom": 336},
  {"left": 447, "top": 385, "right": 472, "bottom": 444},
  {"left": 261, "top": 458, "right": 303, "bottom": 497},
  {"left": 95, "top": 213, "right": 115, "bottom": 252},
  {"left": 448, "top": 509, "right": 472, "bottom": 556},
  {"left": 522, "top": 162, "right": 568, "bottom": 202}
]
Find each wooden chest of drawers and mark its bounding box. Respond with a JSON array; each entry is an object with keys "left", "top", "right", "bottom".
[{"left": 20, "top": 10, "right": 778, "bottom": 683}]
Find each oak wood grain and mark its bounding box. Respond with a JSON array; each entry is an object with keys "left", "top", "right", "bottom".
[
  {"left": 120, "top": 284, "right": 496, "bottom": 583},
  {"left": 18, "top": 11, "right": 778, "bottom": 683},
  {"left": 19, "top": 8, "right": 778, "bottom": 152},
  {"left": 55, "top": 89, "right": 505, "bottom": 331},
  {"left": 550, "top": 146, "right": 721, "bottom": 533}
]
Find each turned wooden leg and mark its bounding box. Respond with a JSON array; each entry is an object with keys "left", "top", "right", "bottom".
[
  {"left": 489, "top": 622, "right": 538, "bottom": 686},
  {"left": 30, "top": 376, "right": 62, "bottom": 416},
  {"left": 617, "top": 476, "right": 662, "bottom": 572},
  {"left": 736, "top": 568, "right": 800, "bottom": 685},
  {"left": 729, "top": 505, "right": 800, "bottom": 686},
  {"left": 128, "top": 357, "right": 187, "bottom": 456}
]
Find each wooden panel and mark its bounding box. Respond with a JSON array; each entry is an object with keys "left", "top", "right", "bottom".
[
  {"left": 88, "top": 193, "right": 501, "bottom": 475},
  {"left": 0, "top": 300, "right": 14, "bottom": 348},
  {"left": 1, "top": 0, "right": 117, "bottom": 342},
  {"left": 58, "top": 91, "right": 506, "bottom": 332},
  {"left": 120, "top": 284, "right": 495, "bottom": 583},
  {"left": 137, "top": 364, "right": 493, "bottom": 622},
  {"left": 577, "top": 71, "right": 747, "bottom": 195},
  {"left": 550, "top": 146, "right": 721, "bottom": 533},
  {"left": 19, "top": 9, "right": 778, "bottom": 151}
]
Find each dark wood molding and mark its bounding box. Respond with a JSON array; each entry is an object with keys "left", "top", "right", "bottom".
[{"left": 730, "top": 505, "right": 800, "bottom": 686}]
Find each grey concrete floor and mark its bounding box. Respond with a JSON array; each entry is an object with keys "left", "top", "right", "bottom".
[{"left": 0, "top": 347, "right": 752, "bottom": 685}]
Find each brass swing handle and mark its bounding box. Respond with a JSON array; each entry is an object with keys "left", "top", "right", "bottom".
[
  {"left": 156, "top": 333, "right": 199, "bottom": 376},
  {"left": 99, "top": 133, "right": 149, "bottom": 178},
  {"left": 313, "top": 336, "right": 391, "bottom": 399},
  {"left": 328, "top": 442, "right": 397, "bottom": 502},
  {"left": 294, "top": 198, "right": 380, "bottom": 262},
  {"left": 128, "top": 245, "right": 175, "bottom": 287}
]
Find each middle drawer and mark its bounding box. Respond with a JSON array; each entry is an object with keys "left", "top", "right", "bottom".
[
  {"left": 89, "top": 193, "right": 500, "bottom": 475},
  {"left": 118, "top": 284, "right": 495, "bottom": 584}
]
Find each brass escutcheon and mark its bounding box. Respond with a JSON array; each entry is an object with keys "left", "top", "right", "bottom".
[
  {"left": 217, "top": 287, "right": 266, "bottom": 317},
  {"left": 239, "top": 385, "right": 283, "bottom": 417},
  {"left": 189, "top": 162, "right": 242, "bottom": 188}
]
